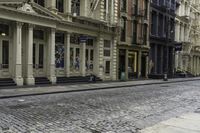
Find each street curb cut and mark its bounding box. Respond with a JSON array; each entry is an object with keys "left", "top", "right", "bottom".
[{"left": 0, "top": 78, "right": 199, "bottom": 99}]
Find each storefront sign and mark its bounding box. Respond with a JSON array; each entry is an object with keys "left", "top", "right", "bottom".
[{"left": 80, "top": 36, "right": 87, "bottom": 43}]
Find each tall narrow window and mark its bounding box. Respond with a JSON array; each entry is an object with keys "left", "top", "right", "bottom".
[
  {"left": 71, "top": 0, "right": 80, "bottom": 16},
  {"left": 2, "top": 41, "right": 9, "bottom": 68},
  {"left": 0, "top": 24, "right": 9, "bottom": 37},
  {"left": 33, "top": 44, "right": 36, "bottom": 68},
  {"left": 121, "top": 17, "right": 126, "bottom": 42},
  {"left": 144, "top": 0, "right": 148, "bottom": 20},
  {"left": 104, "top": 40, "right": 111, "bottom": 57},
  {"left": 121, "top": 0, "right": 126, "bottom": 12},
  {"left": 38, "top": 44, "right": 44, "bottom": 68},
  {"left": 103, "top": 0, "right": 109, "bottom": 21},
  {"left": 143, "top": 24, "right": 148, "bottom": 45},
  {"left": 151, "top": 11, "right": 157, "bottom": 36},
  {"left": 132, "top": 20, "right": 137, "bottom": 43},
  {"left": 105, "top": 61, "right": 110, "bottom": 74},
  {"left": 34, "top": 0, "right": 45, "bottom": 7},
  {"left": 56, "top": 0, "right": 64, "bottom": 13}
]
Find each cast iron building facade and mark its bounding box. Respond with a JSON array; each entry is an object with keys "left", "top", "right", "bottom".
[
  {"left": 175, "top": 0, "right": 200, "bottom": 76},
  {"left": 149, "top": 0, "right": 176, "bottom": 78},
  {"left": 0, "top": 0, "right": 119, "bottom": 86},
  {"left": 118, "top": 0, "right": 150, "bottom": 80}
]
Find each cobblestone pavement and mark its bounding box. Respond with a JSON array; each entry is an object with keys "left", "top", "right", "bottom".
[{"left": 0, "top": 81, "right": 200, "bottom": 133}]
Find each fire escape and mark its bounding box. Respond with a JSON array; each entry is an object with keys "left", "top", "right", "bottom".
[{"left": 132, "top": 2, "right": 148, "bottom": 45}]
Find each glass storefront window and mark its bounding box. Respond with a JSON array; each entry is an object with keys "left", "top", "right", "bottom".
[
  {"left": 55, "top": 33, "right": 64, "bottom": 68},
  {"left": 128, "top": 51, "right": 138, "bottom": 79},
  {"left": 70, "top": 48, "right": 74, "bottom": 70},
  {"left": 75, "top": 48, "right": 80, "bottom": 70},
  {"left": 2, "top": 40, "right": 9, "bottom": 69},
  {"left": 70, "top": 47, "right": 80, "bottom": 71},
  {"left": 86, "top": 49, "right": 94, "bottom": 71}
]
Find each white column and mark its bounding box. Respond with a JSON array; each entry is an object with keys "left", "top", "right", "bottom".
[
  {"left": 96, "top": 35, "right": 104, "bottom": 79},
  {"left": 46, "top": 0, "right": 56, "bottom": 11},
  {"left": 14, "top": 22, "right": 23, "bottom": 86},
  {"left": 64, "top": 0, "right": 71, "bottom": 14},
  {"left": 110, "top": 0, "right": 114, "bottom": 24},
  {"left": 111, "top": 37, "right": 117, "bottom": 80},
  {"left": 64, "top": 32, "right": 70, "bottom": 77},
  {"left": 80, "top": 0, "right": 88, "bottom": 17},
  {"left": 81, "top": 42, "right": 86, "bottom": 76},
  {"left": 47, "top": 28, "right": 56, "bottom": 84},
  {"left": 25, "top": 24, "right": 35, "bottom": 85}
]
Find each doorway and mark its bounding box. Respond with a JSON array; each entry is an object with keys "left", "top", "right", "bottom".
[
  {"left": 33, "top": 42, "right": 46, "bottom": 77},
  {"left": 0, "top": 39, "right": 10, "bottom": 78}
]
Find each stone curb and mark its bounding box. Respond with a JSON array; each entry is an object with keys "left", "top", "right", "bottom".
[{"left": 0, "top": 78, "right": 199, "bottom": 99}]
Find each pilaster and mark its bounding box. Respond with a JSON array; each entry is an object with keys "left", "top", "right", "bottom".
[
  {"left": 137, "top": 51, "right": 142, "bottom": 78},
  {"left": 111, "top": 37, "right": 117, "bottom": 80},
  {"left": 64, "top": 0, "right": 71, "bottom": 14},
  {"left": 125, "top": 49, "right": 129, "bottom": 80},
  {"left": 64, "top": 32, "right": 70, "bottom": 77},
  {"left": 97, "top": 35, "right": 104, "bottom": 79},
  {"left": 13, "top": 22, "right": 24, "bottom": 86},
  {"left": 47, "top": 28, "right": 56, "bottom": 84},
  {"left": 80, "top": 0, "right": 88, "bottom": 17},
  {"left": 154, "top": 45, "right": 157, "bottom": 74},
  {"left": 81, "top": 42, "right": 86, "bottom": 76},
  {"left": 25, "top": 24, "right": 35, "bottom": 85},
  {"left": 46, "top": 0, "right": 57, "bottom": 12}
]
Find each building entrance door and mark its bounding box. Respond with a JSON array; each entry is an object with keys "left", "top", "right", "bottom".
[
  {"left": 33, "top": 42, "right": 46, "bottom": 77},
  {"left": 86, "top": 48, "right": 94, "bottom": 74},
  {"left": 0, "top": 39, "right": 10, "bottom": 78}
]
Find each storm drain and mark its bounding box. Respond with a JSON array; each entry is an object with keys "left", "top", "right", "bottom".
[{"left": 7, "top": 104, "right": 32, "bottom": 110}]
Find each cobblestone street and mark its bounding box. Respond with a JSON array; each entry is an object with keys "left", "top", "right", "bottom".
[{"left": 0, "top": 80, "right": 200, "bottom": 133}]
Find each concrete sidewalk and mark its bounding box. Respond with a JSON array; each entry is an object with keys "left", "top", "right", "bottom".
[
  {"left": 140, "top": 113, "right": 200, "bottom": 133},
  {"left": 0, "top": 77, "right": 200, "bottom": 99}
]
